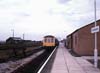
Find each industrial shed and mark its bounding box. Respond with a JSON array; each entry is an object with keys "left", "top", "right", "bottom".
[
  {"left": 66, "top": 20, "right": 100, "bottom": 56},
  {"left": 6, "top": 37, "right": 23, "bottom": 44}
]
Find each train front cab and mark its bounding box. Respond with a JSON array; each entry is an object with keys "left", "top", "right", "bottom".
[{"left": 43, "top": 36, "right": 56, "bottom": 51}]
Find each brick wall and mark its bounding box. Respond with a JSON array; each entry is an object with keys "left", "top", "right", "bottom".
[{"left": 67, "top": 20, "right": 100, "bottom": 56}]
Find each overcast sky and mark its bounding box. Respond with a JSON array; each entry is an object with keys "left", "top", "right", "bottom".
[{"left": 0, "top": 0, "right": 100, "bottom": 41}]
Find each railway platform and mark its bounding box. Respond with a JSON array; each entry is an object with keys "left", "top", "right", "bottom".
[{"left": 41, "top": 43, "right": 100, "bottom": 73}]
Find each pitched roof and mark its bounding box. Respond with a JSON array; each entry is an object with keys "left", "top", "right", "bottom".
[
  {"left": 67, "top": 19, "right": 100, "bottom": 36},
  {"left": 44, "top": 35, "right": 55, "bottom": 38},
  {"left": 7, "top": 37, "right": 22, "bottom": 41}
]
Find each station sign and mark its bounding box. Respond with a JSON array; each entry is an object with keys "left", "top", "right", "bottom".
[{"left": 91, "top": 26, "right": 99, "bottom": 33}]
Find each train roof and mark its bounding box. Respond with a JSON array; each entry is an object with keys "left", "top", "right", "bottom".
[{"left": 44, "top": 35, "right": 55, "bottom": 38}]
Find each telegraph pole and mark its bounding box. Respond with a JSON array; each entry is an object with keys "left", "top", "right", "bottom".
[
  {"left": 11, "top": 22, "right": 15, "bottom": 38},
  {"left": 11, "top": 29, "right": 14, "bottom": 38},
  {"left": 23, "top": 33, "right": 25, "bottom": 40}
]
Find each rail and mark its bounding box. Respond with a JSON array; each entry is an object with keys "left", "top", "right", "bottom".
[{"left": 37, "top": 46, "right": 57, "bottom": 73}]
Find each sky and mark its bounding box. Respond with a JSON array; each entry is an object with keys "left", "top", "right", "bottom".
[{"left": 0, "top": 0, "right": 100, "bottom": 41}]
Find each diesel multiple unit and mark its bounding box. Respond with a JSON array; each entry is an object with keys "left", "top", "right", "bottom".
[{"left": 43, "top": 35, "right": 59, "bottom": 48}]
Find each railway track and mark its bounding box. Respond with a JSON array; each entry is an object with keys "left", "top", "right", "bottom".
[
  {"left": 37, "top": 46, "right": 57, "bottom": 73},
  {"left": 10, "top": 46, "right": 57, "bottom": 73}
]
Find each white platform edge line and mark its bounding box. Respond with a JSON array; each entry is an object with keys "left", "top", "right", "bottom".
[{"left": 37, "top": 46, "right": 57, "bottom": 73}]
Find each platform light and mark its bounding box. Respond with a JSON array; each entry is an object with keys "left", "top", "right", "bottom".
[{"left": 94, "top": 0, "right": 98, "bottom": 68}]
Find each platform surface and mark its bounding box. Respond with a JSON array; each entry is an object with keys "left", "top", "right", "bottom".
[{"left": 50, "top": 43, "right": 100, "bottom": 73}]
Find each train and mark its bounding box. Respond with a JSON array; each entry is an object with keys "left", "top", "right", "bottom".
[{"left": 43, "top": 35, "right": 59, "bottom": 49}]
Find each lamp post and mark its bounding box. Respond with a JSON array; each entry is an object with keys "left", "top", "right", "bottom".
[{"left": 94, "top": 0, "right": 98, "bottom": 68}]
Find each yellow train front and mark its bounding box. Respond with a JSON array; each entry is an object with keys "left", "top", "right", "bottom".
[{"left": 43, "top": 35, "right": 57, "bottom": 50}]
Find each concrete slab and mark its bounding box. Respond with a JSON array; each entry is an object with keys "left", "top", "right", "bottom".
[
  {"left": 42, "top": 43, "right": 100, "bottom": 73},
  {"left": 69, "top": 70, "right": 85, "bottom": 73}
]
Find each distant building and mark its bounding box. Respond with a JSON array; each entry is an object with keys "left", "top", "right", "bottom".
[{"left": 6, "top": 37, "right": 23, "bottom": 44}]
